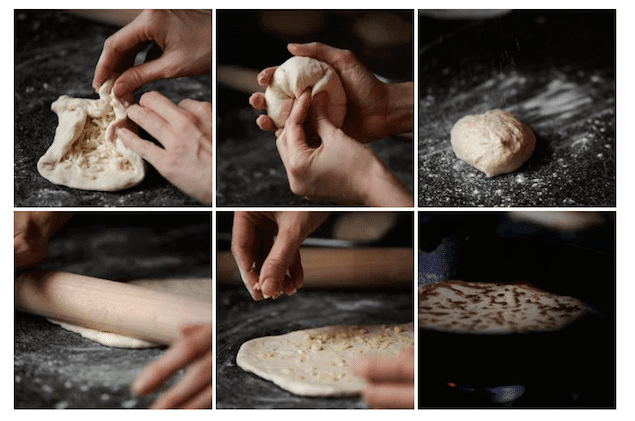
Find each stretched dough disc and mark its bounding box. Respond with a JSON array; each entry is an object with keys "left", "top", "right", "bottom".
[
  {"left": 48, "top": 278, "right": 211, "bottom": 349},
  {"left": 237, "top": 323, "right": 413, "bottom": 396},
  {"left": 37, "top": 78, "right": 146, "bottom": 191}
]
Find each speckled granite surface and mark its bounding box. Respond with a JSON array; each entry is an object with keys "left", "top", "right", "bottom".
[
  {"left": 418, "top": 11, "right": 615, "bottom": 207},
  {"left": 216, "top": 286, "right": 412, "bottom": 408},
  {"left": 14, "top": 11, "right": 211, "bottom": 207},
  {"left": 14, "top": 213, "right": 211, "bottom": 408}
]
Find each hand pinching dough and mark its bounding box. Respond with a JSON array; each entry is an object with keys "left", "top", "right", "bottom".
[
  {"left": 450, "top": 109, "right": 535, "bottom": 177},
  {"left": 37, "top": 78, "right": 146, "bottom": 191},
  {"left": 265, "top": 56, "right": 347, "bottom": 129},
  {"left": 237, "top": 323, "right": 414, "bottom": 397}
]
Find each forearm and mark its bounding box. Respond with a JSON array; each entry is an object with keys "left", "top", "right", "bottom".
[{"left": 385, "top": 81, "right": 414, "bottom": 136}]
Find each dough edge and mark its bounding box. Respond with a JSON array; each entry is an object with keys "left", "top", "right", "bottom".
[{"left": 236, "top": 322, "right": 414, "bottom": 397}]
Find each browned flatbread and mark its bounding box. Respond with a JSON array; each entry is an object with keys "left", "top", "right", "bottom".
[{"left": 418, "top": 281, "right": 586, "bottom": 334}]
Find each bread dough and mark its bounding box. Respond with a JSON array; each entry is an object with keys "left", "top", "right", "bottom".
[
  {"left": 418, "top": 281, "right": 587, "bottom": 334},
  {"left": 236, "top": 323, "right": 413, "bottom": 396},
  {"left": 265, "top": 56, "right": 347, "bottom": 129},
  {"left": 37, "top": 78, "right": 146, "bottom": 191},
  {"left": 48, "top": 320, "right": 158, "bottom": 348},
  {"left": 48, "top": 278, "right": 211, "bottom": 349},
  {"left": 450, "top": 109, "right": 536, "bottom": 177}
]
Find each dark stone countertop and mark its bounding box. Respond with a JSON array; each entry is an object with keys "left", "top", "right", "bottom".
[
  {"left": 14, "top": 213, "right": 211, "bottom": 408},
  {"left": 418, "top": 10, "right": 615, "bottom": 207},
  {"left": 216, "top": 11, "right": 414, "bottom": 206},
  {"left": 216, "top": 286, "right": 413, "bottom": 409},
  {"left": 14, "top": 11, "right": 211, "bottom": 207}
]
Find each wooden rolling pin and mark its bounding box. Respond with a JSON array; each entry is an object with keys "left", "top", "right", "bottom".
[
  {"left": 15, "top": 270, "right": 212, "bottom": 346},
  {"left": 217, "top": 247, "right": 413, "bottom": 288}
]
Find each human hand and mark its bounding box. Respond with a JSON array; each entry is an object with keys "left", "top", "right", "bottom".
[
  {"left": 93, "top": 9, "right": 212, "bottom": 98},
  {"left": 350, "top": 347, "right": 414, "bottom": 409},
  {"left": 231, "top": 211, "right": 328, "bottom": 300},
  {"left": 132, "top": 323, "right": 212, "bottom": 409},
  {"left": 14, "top": 212, "right": 72, "bottom": 271},
  {"left": 116, "top": 91, "right": 212, "bottom": 205},
  {"left": 249, "top": 42, "right": 413, "bottom": 143},
  {"left": 276, "top": 90, "right": 413, "bottom": 207}
]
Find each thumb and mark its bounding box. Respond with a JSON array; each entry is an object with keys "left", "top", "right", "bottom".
[
  {"left": 259, "top": 231, "right": 303, "bottom": 299},
  {"left": 113, "top": 56, "right": 172, "bottom": 97},
  {"left": 309, "top": 91, "right": 336, "bottom": 139}
]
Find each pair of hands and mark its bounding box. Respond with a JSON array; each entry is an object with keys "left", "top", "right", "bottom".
[
  {"left": 230, "top": 211, "right": 414, "bottom": 408},
  {"left": 14, "top": 212, "right": 211, "bottom": 409},
  {"left": 250, "top": 42, "right": 413, "bottom": 207},
  {"left": 94, "top": 10, "right": 212, "bottom": 205}
]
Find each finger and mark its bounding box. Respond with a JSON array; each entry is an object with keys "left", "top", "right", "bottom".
[
  {"left": 257, "top": 66, "right": 278, "bottom": 87},
  {"left": 93, "top": 16, "right": 153, "bottom": 91},
  {"left": 256, "top": 114, "right": 277, "bottom": 132},
  {"left": 282, "top": 90, "right": 313, "bottom": 158},
  {"left": 114, "top": 54, "right": 182, "bottom": 97},
  {"left": 116, "top": 126, "right": 165, "bottom": 164},
  {"left": 149, "top": 352, "right": 212, "bottom": 409},
  {"left": 179, "top": 383, "right": 213, "bottom": 409},
  {"left": 259, "top": 229, "right": 305, "bottom": 299},
  {"left": 231, "top": 212, "right": 265, "bottom": 300},
  {"left": 283, "top": 249, "right": 303, "bottom": 295},
  {"left": 125, "top": 101, "right": 170, "bottom": 144},
  {"left": 14, "top": 234, "right": 48, "bottom": 270},
  {"left": 177, "top": 99, "right": 212, "bottom": 134},
  {"left": 309, "top": 91, "right": 337, "bottom": 140},
  {"left": 350, "top": 349, "right": 414, "bottom": 383},
  {"left": 287, "top": 42, "right": 350, "bottom": 70},
  {"left": 362, "top": 384, "right": 414, "bottom": 409},
  {"left": 137, "top": 91, "right": 186, "bottom": 126},
  {"left": 132, "top": 325, "right": 211, "bottom": 397},
  {"left": 249, "top": 92, "right": 267, "bottom": 110},
  {"left": 286, "top": 90, "right": 312, "bottom": 128}
]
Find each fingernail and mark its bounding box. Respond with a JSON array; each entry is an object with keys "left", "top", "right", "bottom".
[{"left": 131, "top": 372, "right": 150, "bottom": 396}]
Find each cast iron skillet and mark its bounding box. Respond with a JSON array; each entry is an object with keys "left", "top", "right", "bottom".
[{"left": 418, "top": 238, "right": 615, "bottom": 408}]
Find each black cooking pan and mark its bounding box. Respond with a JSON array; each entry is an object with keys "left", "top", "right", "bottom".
[{"left": 418, "top": 217, "right": 615, "bottom": 408}]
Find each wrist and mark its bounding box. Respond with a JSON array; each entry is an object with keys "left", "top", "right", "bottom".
[
  {"left": 385, "top": 82, "right": 414, "bottom": 136},
  {"left": 361, "top": 155, "right": 414, "bottom": 207}
]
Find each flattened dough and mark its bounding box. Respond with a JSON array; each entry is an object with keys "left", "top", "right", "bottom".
[
  {"left": 38, "top": 78, "right": 146, "bottom": 191},
  {"left": 49, "top": 278, "right": 211, "bottom": 349},
  {"left": 418, "top": 281, "right": 587, "bottom": 334},
  {"left": 450, "top": 109, "right": 535, "bottom": 177},
  {"left": 265, "top": 56, "right": 347, "bottom": 129},
  {"left": 237, "top": 323, "right": 413, "bottom": 397}
]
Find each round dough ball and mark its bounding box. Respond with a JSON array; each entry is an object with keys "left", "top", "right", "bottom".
[
  {"left": 264, "top": 56, "right": 347, "bottom": 129},
  {"left": 450, "top": 109, "right": 536, "bottom": 177}
]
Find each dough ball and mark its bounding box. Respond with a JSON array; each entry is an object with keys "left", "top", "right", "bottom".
[
  {"left": 450, "top": 109, "right": 536, "bottom": 177},
  {"left": 264, "top": 56, "right": 347, "bottom": 129}
]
